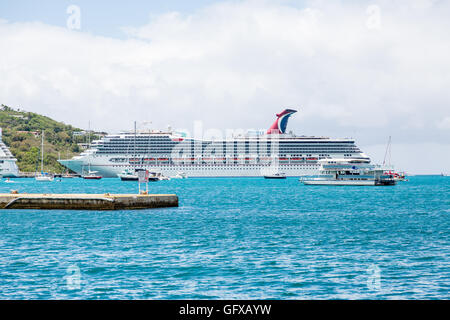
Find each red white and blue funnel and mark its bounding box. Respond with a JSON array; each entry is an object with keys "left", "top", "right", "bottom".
[{"left": 266, "top": 109, "right": 297, "bottom": 134}]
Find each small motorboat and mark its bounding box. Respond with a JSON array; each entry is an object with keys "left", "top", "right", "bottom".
[
  {"left": 385, "top": 170, "right": 408, "bottom": 182},
  {"left": 148, "top": 172, "right": 160, "bottom": 182},
  {"left": 264, "top": 173, "right": 287, "bottom": 179},
  {"left": 118, "top": 168, "right": 159, "bottom": 181},
  {"left": 35, "top": 173, "right": 54, "bottom": 182},
  {"left": 118, "top": 168, "right": 138, "bottom": 181},
  {"left": 171, "top": 172, "right": 188, "bottom": 179},
  {"left": 82, "top": 170, "right": 102, "bottom": 180},
  {"left": 155, "top": 172, "right": 170, "bottom": 181}
]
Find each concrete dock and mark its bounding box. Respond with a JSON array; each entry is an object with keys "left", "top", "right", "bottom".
[{"left": 0, "top": 193, "right": 178, "bottom": 210}]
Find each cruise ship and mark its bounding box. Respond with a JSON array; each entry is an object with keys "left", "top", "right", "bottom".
[
  {"left": 0, "top": 128, "right": 19, "bottom": 177},
  {"left": 58, "top": 109, "right": 370, "bottom": 177}
]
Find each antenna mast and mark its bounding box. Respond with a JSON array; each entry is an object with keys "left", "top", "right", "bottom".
[
  {"left": 41, "top": 131, "right": 44, "bottom": 172},
  {"left": 88, "top": 121, "right": 91, "bottom": 172},
  {"left": 134, "top": 121, "right": 137, "bottom": 157},
  {"left": 383, "top": 136, "right": 391, "bottom": 166}
]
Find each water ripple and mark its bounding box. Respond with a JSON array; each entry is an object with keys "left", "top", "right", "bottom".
[{"left": 0, "top": 176, "right": 449, "bottom": 299}]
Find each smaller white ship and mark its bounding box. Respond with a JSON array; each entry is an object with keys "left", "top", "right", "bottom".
[{"left": 300, "top": 159, "right": 396, "bottom": 186}]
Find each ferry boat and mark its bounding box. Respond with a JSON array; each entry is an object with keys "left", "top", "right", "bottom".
[
  {"left": 300, "top": 159, "right": 396, "bottom": 186},
  {"left": 0, "top": 128, "right": 19, "bottom": 178},
  {"left": 58, "top": 109, "right": 372, "bottom": 178}
]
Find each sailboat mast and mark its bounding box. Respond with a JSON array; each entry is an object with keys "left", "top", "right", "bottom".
[
  {"left": 134, "top": 121, "right": 137, "bottom": 157},
  {"left": 88, "top": 121, "right": 91, "bottom": 172},
  {"left": 41, "top": 131, "right": 44, "bottom": 172},
  {"left": 383, "top": 136, "right": 391, "bottom": 166}
]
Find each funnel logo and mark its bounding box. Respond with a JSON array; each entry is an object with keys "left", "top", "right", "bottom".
[{"left": 266, "top": 109, "right": 297, "bottom": 134}]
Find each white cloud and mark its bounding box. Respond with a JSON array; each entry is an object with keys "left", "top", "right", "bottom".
[{"left": 0, "top": 0, "right": 449, "bottom": 172}]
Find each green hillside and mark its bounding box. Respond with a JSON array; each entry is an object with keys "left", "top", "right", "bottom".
[{"left": 0, "top": 104, "right": 86, "bottom": 173}]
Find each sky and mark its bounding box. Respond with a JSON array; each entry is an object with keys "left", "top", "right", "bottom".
[{"left": 0, "top": 0, "right": 449, "bottom": 173}]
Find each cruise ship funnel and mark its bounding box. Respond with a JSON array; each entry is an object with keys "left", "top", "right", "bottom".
[{"left": 266, "top": 109, "right": 297, "bottom": 134}]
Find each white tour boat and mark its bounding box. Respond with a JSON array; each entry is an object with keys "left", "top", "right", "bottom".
[{"left": 300, "top": 159, "right": 396, "bottom": 186}]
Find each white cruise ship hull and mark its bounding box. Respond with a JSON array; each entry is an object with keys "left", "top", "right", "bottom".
[{"left": 59, "top": 158, "right": 321, "bottom": 178}]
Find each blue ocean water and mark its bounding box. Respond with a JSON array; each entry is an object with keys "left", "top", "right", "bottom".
[{"left": 0, "top": 176, "right": 448, "bottom": 299}]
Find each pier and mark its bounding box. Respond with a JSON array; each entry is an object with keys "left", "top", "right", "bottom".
[{"left": 0, "top": 193, "right": 178, "bottom": 210}]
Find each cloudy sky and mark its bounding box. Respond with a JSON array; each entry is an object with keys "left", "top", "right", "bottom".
[{"left": 0, "top": 0, "right": 449, "bottom": 173}]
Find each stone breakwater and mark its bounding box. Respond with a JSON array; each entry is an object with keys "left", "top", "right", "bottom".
[{"left": 0, "top": 193, "right": 178, "bottom": 210}]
